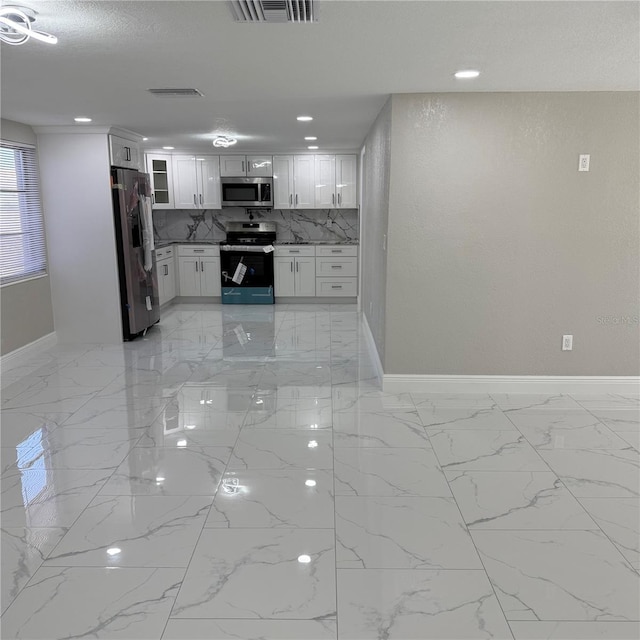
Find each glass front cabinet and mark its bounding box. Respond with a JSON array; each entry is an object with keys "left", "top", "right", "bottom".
[{"left": 146, "top": 154, "right": 174, "bottom": 209}]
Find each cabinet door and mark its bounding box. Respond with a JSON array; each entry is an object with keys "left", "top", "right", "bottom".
[
  {"left": 198, "top": 156, "right": 221, "bottom": 209},
  {"left": 172, "top": 156, "right": 198, "bottom": 209},
  {"left": 295, "top": 257, "right": 316, "bottom": 296},
  {"left": 219, "top": 156, "right": 247, "bottom": 177},
  {"left": 127, "top": 143, "right": 141, "bottom": 171},
  {"left": 247, "top": 155, "right": 273, "bottom": 177},
  {"left": 146, "top": 154, "right": 174, "bottom": 209},
  {"left": 314, "top": 155, "right": 336, "bottom": 209},
  {"left": 164, "top": 258, "right": 176, "bottom": 302},
  {"left": 157, "top": 260, "right": 167, "bottom": 306},
  {"left": 273, "top": 156, "right": 294, "bottom": 209},
  {"left": 336, "top": 155, "right": 357, "bottom": 208},
  {"left": 178, "top": 257, "right": 201, "bottom": 296},
  {"left": 274, "top": 257, "right": 295, "bottom": 296},
  {"left": 109, "top": 135, "right": 132, "bottom": 169},
  {"left": 293, "top": 156, "right": 315, "bottom": 209},
  {"left": 201, "top": 257, "right": 221, "bottom": 297}
]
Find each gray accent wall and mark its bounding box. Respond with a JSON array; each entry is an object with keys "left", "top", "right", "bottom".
[
  {"left": 383, "top": 92, "right": 639, "bottom": 376},
  {"left": 0, "top": 119, "right": 55, "bottom": 356},
  {"left": 360, "top": 98, "right": 392, "bottom": 367}
]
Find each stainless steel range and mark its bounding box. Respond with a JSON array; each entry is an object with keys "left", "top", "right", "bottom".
[{"left": 220, "top": 222, "right": 276, "bottom": 304}]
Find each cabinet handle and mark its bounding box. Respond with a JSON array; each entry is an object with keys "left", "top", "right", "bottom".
[
  {"left": 331, "top": 285, "right": 342, "bottom": 289},
  {"left": 195, "top": 261, "right": 198, "bottom": 272},
  {"left": 289, "top": 194, "right": 292, "bottom": 206},
  {"left": 296, "top": 262, "right": 299, "bottom": 272},
  {"left": 193, "top": 249, "right": 204, "bottom": 253},
  {"left": 338, "top": 193, "right": 341, "bottom": 206},
  {"left": 290, "top": 261, "right": 293, "bottom": 272},
  {"left": 201, "top": 261, "right": 204, "bottom": 271},
  {"left": 164, "top": 264, "right": 168, "bottom": 276},
  {"left": 295, "top": 194, "right": 298, "bottom": 205},
  {"left": 289, "top": 249, "right": 299, "bottom": 253},
  {"left": 331, "top": 249, "right": 342, "bottom": 253},
  {"left": 193, "top": 194, "right": 197, "bottom": 205},
  {"left": 247, "top": 160, "right": 250, "bottom": 173},
  {"left": 331, "top": 265, "right": 343, "bottom": 269},
  {"left": 332, "top": 193, "right": 335, "bottom": 205},
  {"left": 242, "top": 161, "right": 245, "bottom": 173}
]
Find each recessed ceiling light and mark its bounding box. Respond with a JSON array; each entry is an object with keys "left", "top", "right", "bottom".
[
  {"left": 142, "top": 137, "right": 148, "bottom": 141},
  {"left": 297, "top": 115, "right": 313, "bottom": 122},
  {"left": 454, "top": 69, "right": 480, "bottom": 79},
  {"left": 106, "top": 547, "right": 121, "bottom": 556},
  {"left": 162, "top": 146, "right": 175, "bottom": 150},
  {"left": 176, "top": 439, "right": 187, "bottom": 447},
  {"left": 308, "top": 146, "right": 318, "bottom": 150},
  {"left": 74, "top": 117, "right": 92, "bottom": 123},
  {"left": 304, "top": 136, "right": 317, "bottom": 141},
  {"left": 305, "top": 479, "right": 317, "bottom": 487},
  {"left": 297, "top": 554, "right": 311, "bottom": 564}
]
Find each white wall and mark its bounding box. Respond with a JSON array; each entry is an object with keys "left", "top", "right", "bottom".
[
  {"left": 37, "top": 133, "right": 123, "bottom": 343},
  {"left": 384, "top": 92, "right": 639, "bottom": 376},
  {"left": 0, "top": 119, "right": 55, "bottom": 356}
]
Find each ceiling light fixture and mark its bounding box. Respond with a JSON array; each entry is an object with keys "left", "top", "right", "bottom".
[
  {"left": 308, "top": 146, "right": 318, "bottom": 150},
  {"left": 297, "top": 116, "right": 313, "bottom": 122},
  {"left": 74, "top": 117, "right": 92, "bottom": 123},
  {"left": 0, "top": 5, "right": 57, "bottom": 45},
  {"left": 304, "top": 136, "right": 317, "bottom": 141},
  {"left": 162, "top": 146, "right": 175, "bottom": 150},
  {"left": 454, "top": 69, "right": 480, "bottom": 79},
  {"left": 142, "top": 137, "right": 149, "bottom": 141},
  {"left": 213, "top": 135, "right": 237, "bottom": 148}
]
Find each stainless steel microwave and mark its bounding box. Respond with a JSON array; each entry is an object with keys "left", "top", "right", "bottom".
[{"left": 221, "top": 177, "right": 273, "bottom": 208}]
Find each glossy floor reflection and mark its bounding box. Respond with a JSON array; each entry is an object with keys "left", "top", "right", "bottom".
[{"left": 1, "top": 304, "right": 639, "bottom": 639}]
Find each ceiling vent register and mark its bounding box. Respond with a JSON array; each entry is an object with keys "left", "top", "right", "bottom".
[
  {"left": 230, "top": 0, "right": 317, "bottom": 23},
  {"left": 147, "top": 88, "right": 204, "bottom": 97}
]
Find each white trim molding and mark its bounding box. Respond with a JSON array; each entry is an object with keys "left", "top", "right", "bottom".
[
  {"left": 1, "top": 332, "right": 57, "bottom": 373},
  {"left": 361, "top": 313, "right": 384, "bottom": 386},
  {"left": 383, "top": 374, "right": 640, "bottom": 395}
]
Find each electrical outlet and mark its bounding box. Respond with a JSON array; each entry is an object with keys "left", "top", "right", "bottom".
[
  {"left": 562, "top": 335, "right": 573, "bottom": 351},
  {"left": 578, "top": 154, "right": 590, "bottom": 172}
]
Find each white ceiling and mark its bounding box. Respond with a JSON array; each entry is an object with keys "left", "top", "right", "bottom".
[{"left": 1, "top": 1, "right": 638, "bottom": 153}]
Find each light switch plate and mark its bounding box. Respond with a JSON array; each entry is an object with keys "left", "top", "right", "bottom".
[{"left": 578, "top": 154, "right": 590, "bottom": 172}]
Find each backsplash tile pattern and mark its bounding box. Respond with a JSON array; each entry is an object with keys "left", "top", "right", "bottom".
[{"left": 153, "top": 208, "right": 359, "bottom": 243}]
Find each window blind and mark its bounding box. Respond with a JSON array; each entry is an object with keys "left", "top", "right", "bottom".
[{"left": 0, "top": 141, "right": 47, "bottom": 286}]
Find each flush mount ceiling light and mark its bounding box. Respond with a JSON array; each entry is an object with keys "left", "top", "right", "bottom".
[
  {"left": 454, "top": 69, "right": 480, "bottom": 79},
  {"left": 74, "top": 117, "right": 92, "bottom": 123},
  {"left": 307, "top": 145, "right": 318, "bottom": 150},
  {"left": 213, "top": 135, "right": 237, "bottom": 148},
  {"left": 297, "top": 115, "right": 313, "bottom": 122},
  {"left": 0, "top": 5, "right": 57, "bottom": 45},
  {"left": 162, "top": 146, "right": 175, "bottom": 150},
  {"left": 304, "top": 136, "right": 317, "bottom": 141}
]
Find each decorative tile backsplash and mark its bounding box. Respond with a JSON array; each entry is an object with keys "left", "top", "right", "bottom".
[{"left": 153, "top": 208, "right": 359, "bottom": 243}]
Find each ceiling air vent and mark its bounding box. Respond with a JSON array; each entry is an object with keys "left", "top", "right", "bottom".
[
  {"left": 230, "top": 0, "right": 317, "bottom": 23},
  {"left": 147, "top": 89, "right": 204, "bottom": 97}
]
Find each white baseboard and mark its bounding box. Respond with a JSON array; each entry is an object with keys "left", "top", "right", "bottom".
[
  {"left": 383, "top": 374, "right": 640, "bottom": 395},
  {"left": 1, "top": 332, "right": 58, "bottom": 373},
  {"left": 361, "top": 313, "right": 384, "bottom": 386}
]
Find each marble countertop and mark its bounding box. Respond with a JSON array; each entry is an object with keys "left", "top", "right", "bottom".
[{"left": 155, "top": 240, "right": 358, "bottom": 248}]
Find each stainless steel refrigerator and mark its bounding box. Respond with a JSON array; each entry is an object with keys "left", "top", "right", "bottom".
[{"left": 111, "top": 167, "right": 160, "bottom": 340}]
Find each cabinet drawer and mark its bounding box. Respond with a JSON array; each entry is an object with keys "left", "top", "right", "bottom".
[
  {"left": 178, "top": 245, "right": 219, "bottom": 257},
  {"left": 274, "top": 246, "right": 315, "bottom": 257},
  {"left": 315, "top": 278, "right": 358, "bottom": 297},
  {"left": 316, "top": 245, "right": 358, "bottom": 257},
  {"left": 155, "top": 246, "right": 174, "bottom": 260},
  {"left": 316, "top": 257, "right": 357, "bottom": 277}
]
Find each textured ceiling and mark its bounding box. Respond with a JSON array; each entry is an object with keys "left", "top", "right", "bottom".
[{"left": 1, "top": 1, "right": 638, "bottom": 153}]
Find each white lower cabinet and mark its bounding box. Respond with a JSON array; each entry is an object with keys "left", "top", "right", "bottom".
[
  {"left": 274, "top": 246, "right": 316, "bottom": 297},
  {"left": 156, "top": 247, "right": 176, "bottom": 306},
  {"left": 315, "top": 245, "right": 358, "bottom": 297},
  {"left": 177, "top": 245, "right": 221, "bottom": 297}
]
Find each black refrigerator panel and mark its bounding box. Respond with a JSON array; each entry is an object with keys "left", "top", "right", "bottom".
[{"left": 112, "top": 168, "right": 159, "bottom": 340}]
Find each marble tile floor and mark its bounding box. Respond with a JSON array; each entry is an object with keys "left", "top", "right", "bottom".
[{"left": 1, "top": 303, "right": 639, "bottom": 639}]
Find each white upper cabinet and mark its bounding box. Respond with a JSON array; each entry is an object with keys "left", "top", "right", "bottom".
[
  {"left": 109, "top": 135, "right": 141, "bottom": 170},
  {"left": 273, "top": 155, "right": 294, "bottom": 209},
  {"left": 219, "top": 155, "right": 273, "bottom": 177},
  {"left": 171, "top": 155, "right": 221, "bottom": 209},
  {"left": 293, "top": 155, "right": 315, "bottom": 209},
  {"left": 335, "top": 155, "right": 357, "bottom": 208},
  {"left": 314, "top": 155, "right": 337, "bottom": 209},
  {"left": 146, "top": 154, "right": 174, "bottom": 209},
  {"left": 198, "top": 157, "right": 221, "bottom": 209}
]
